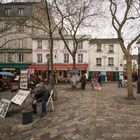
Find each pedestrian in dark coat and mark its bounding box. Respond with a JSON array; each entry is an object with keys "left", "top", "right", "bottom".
[
  {"left": 80, "top": 74, "right": 87, "bottom": 90},
  {"left": 98, "top": 73, "right": 102, "bottom": 86}
]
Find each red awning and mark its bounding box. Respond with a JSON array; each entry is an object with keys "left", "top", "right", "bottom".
[
  {"left": 29, "top": 64, "right": 88, "bottom": 71},
  {"left": 53, "top": 64, "right": 88, "bottom": 71},
  {"left": 29, "top": 65, "right": 47, "bottom": 71}
]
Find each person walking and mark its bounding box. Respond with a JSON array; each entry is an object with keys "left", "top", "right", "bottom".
[
  {"left": 91, "top": 75, "right": 98, "bottom": 89},
  {"left": 118, "top": 74, "right": 123, "bottom": 88},
  {"left": 98, "top": 73, "right": 102, "bottom": 86},
  {"left": 80, "top": 74, "right": 87, "bottom": 90}
]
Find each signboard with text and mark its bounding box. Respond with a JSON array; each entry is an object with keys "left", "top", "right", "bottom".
[
  {"left": 11, "top": 90, "right": 30, "bottom": 106},
  {"left": 20, "top": 70, "right": 28, "bottom": 89},
  {"left": 0, "top": 99, "right": 11, "bottom": 118}
]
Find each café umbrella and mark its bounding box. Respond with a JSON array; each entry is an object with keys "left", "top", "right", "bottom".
[
  {"left": 68, "top": 70, "right": 80, "bottom": 75},
  {"left": 0, "top": 71, "right": 14, "bottom": 76}
]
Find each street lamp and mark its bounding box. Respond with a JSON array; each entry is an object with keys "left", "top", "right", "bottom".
[
  {"left": 137, "top": 45, "right": 140, "bottom": 93},
  {"left": 46, "top": 54, "right": 50, "bottom": 82}
]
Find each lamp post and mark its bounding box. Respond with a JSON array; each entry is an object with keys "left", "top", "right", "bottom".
[
  {"left": 137, "top": 45, "right": 140, "bottom": 93},
  {"left": 46, "top": 54, "right": 50, "bottom": 82}
]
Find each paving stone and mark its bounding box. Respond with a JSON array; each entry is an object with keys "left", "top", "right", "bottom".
[{"left": 0, "top": 83, "right": 140, "bottom": 140}]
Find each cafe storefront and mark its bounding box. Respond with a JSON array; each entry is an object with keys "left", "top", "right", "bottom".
[{"left": 0, "top": 48, "right": 32, "bottom": 74}]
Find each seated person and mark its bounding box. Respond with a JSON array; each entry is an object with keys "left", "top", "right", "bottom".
[{"left": 32, "top": 83, "right": 50, "bottom": 117}]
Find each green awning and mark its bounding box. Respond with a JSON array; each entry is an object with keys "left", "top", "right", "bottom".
[{"left": 0, "top": 63, "right": 30, "bottom": 69}]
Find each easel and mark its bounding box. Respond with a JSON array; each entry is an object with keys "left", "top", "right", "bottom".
[
  {"left": 9, "top": 89, "right": 31, "bottom": 112},
  {"left": 46, "top": 89, "right": 54, "bottom": 111}
]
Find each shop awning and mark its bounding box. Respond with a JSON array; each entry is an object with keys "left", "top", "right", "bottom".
[
  {"left": 29, "top": 64, "right": 88, "bottom": 71},
  {"left": 0, "top": 63, "right": 29, "bottom": 69},
  {"left": 53, "top": 64, "right": 88, "bottom": 71}
]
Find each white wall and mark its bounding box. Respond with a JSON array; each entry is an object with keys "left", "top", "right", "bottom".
[
  {"left": 32, "top": 39, "right": 89, "bottom": 64},
  {"left": 89, "top": 42, "right": 124, "bottom": 72}
]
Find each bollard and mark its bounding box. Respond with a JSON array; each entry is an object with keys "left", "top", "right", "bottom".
[{"left": 22, "top": 108, "right": 33, "bottom": 125}]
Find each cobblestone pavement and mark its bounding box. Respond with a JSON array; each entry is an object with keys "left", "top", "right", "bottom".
[{"left": 0, "top": 82, "right": 140, "bottom": 140}]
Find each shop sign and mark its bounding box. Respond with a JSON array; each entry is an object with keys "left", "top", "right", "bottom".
[{"left": 0, "top": 49, "right": 32, "bottom": 53}]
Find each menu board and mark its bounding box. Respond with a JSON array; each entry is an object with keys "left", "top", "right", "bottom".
[
  {"left": 11, "top": 90, "right": 30, "bottom": 106},
  {"left": 20, "top": 70, "right": 28, "bottom": 89},
  {"left": 0, "top": 99, "right": 11, "bottom": 118}
]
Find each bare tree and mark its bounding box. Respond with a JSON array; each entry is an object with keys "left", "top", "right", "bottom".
[
  {"left": 24, "top": 1, "right": 60, "bottom": 76},
  {"left": 109, "top": 0, "right": 140, "bottom": 99},
  {"left": 53, "top": 0, "right": 103, "bottom": 69}
]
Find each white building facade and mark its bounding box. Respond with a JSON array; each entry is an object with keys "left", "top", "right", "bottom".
[
  {"left": 30, "top": 36, "right": 125, "bottom": 81},
  {"left": 30, "top": 35, "right": 90, "bottom": 80},
  {"left": 89, "top": 38, "right": 124, "bottom": 81}
]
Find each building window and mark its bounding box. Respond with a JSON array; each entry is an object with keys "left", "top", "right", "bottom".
[
  {"left": 108, "top": 57, "right": 114, "bottom": 66},
  {"left": 64, "top": 41, "right": 69, "bottom": 49},
  {"left": 64, "top": 54, "right": 69, "bottom": 63},
  {"left": 108, "top": 45, "right": 114, "bottom": 53},
  {"left": 77, "top": 41, "right": 83, "bottom": 49},
  {"left": 7, "top": 54, "right": 12, "bottom": 62},
  {"left": 37, "top": 54, "right": 42, "bottom": 63},
  {"left": 97, "top": 44, "right": 101, "bottom": 52},
  {"left": 37, "top": 40, "right": 42, "bottom": 48},
  {"left": 5, "top": 8, "right": 10, "bottom": 16},
  {"left": 96, "top": 58, "right": 102, "bottom": 66},
  {"left": 78, "top": 54, "right": 83, "bottom": 63},
  {"left": 18, "top": 8, "right": 24, "bottom": 16},
  {"left": 17, "top": 25, "right": 25, "bottom": 32},
  {"left": 18, "top": 39, "right": 23, "bottom": 48},
  {"left": 5, "top": 37, "right": 10, "bottom": 48},
  {"left": 18, "top": 54, "right": 24, "bottom": 62}
]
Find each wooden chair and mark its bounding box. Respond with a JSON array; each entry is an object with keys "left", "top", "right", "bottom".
[{"left": 46, "top": 89, "right": 54, "bottom": 111}]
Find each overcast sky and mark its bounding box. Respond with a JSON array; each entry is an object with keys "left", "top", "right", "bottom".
[{"left": 1, "top": 0, "right": 139, "bottom": 54}]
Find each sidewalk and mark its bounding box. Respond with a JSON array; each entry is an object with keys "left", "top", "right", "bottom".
[{"left": 0, "top": 83, "right": 140, "bottom": 140}]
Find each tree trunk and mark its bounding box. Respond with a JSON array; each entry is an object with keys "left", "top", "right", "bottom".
[
  {"left": 72, "top": 54, "right": 76, "bottom": 70},
  {"left": 126, "top": 54, "right": 136, "bottom": 100},
  {"left": 50, "top": 39, "right": 54, "bottom": 73}
]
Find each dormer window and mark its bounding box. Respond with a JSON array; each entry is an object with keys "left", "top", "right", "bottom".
[
  {"left": 5, "top": 8, "right": 10, "bottom": 16},
  {"left": 18, "top": 8, "right": 24, "bottom": 16}
]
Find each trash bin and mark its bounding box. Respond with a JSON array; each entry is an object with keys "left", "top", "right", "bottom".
[{"left": 22, "top": 108, "right": 33, "bottom": 125}]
